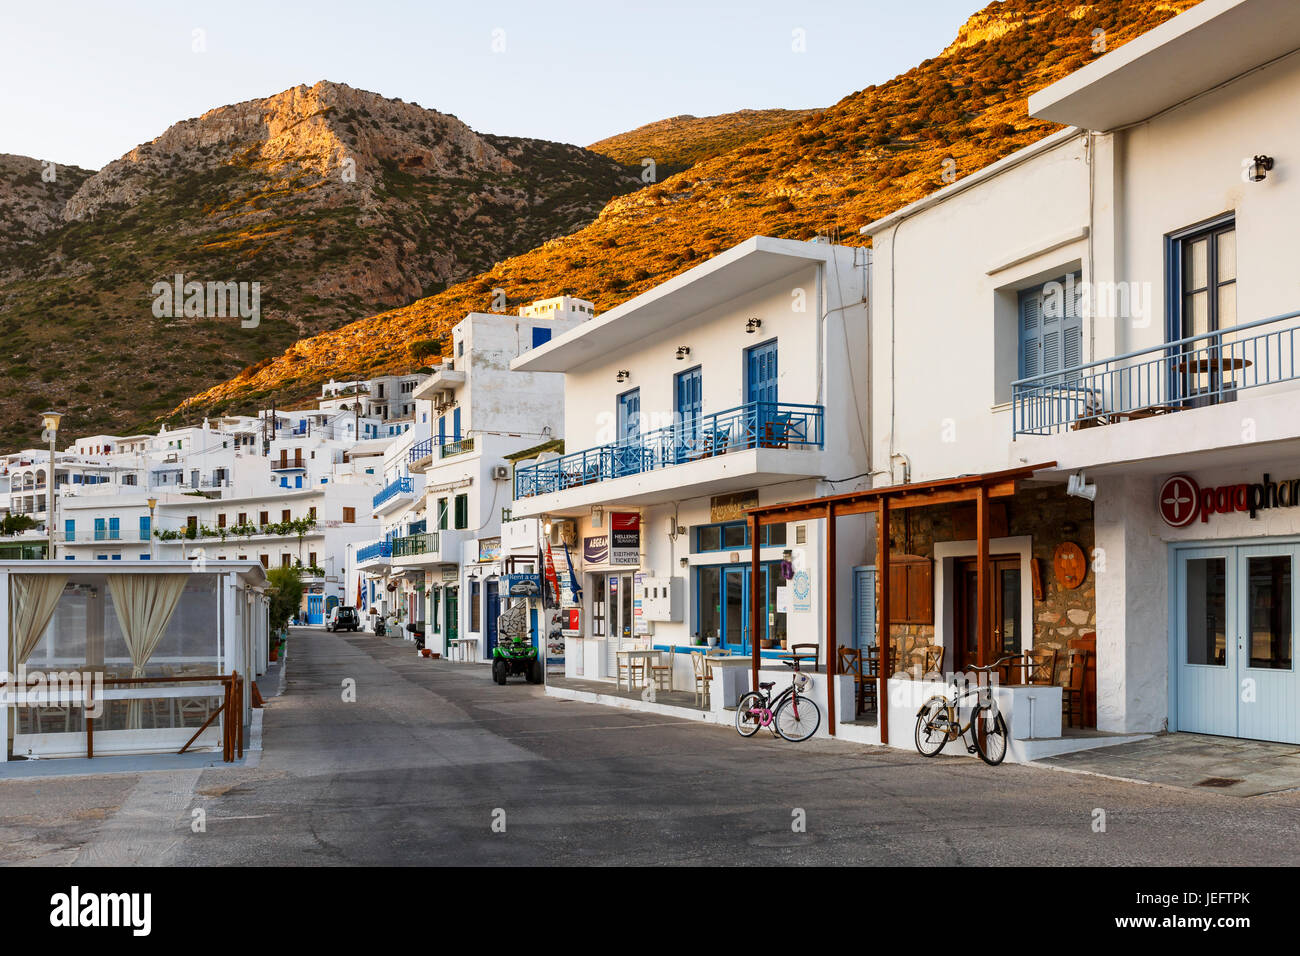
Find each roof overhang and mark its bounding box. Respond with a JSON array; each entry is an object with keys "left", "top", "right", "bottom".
[
  {"left": 1028, "top": 0, "right": 1300, "bottom": 131},
  {"left": 511, "top": 237, "right": 838, "bottom": 374}
]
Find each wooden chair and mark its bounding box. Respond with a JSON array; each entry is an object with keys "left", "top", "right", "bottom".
[
  {"left": 1022, "top": 647, "right": 1058, "bottom": 686},
  {"left": 860, "top": 645, "right": 881, "bottom": 714},
  {"left": 649, "top": 645, "right": 674, "bottom": 692},
  {"left": 790, "top": 642, "right": 820, "bottom": 670},
  {"left": 690, "top": 651, "right": 713, "bottom": 707},
  {"left": 920, "top": 644, "right": 944, "bottom": 678},
  {"left": 1062, "top": 649, "right": 1091, "bottom": 728},
  {"left": 837, "top": 646, "right": 867, "bottom": 717}
]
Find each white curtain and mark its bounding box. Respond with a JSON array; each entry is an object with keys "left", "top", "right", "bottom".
[
  {"left": 9, "top": 573, "right": 67, "bottom": 667},
  {"left": 108, "top": 574, "right": 188, "bottom": 729}
]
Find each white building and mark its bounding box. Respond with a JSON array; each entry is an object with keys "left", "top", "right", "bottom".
[
  {"left": 860, "top": 0, "right": 1300, "bottom": 747},
  {"left": 355, "top": 301, "right": 589, "bottom": 658},
  {"left": 509, "top": 236, "right": 870, "bottom": 691}
]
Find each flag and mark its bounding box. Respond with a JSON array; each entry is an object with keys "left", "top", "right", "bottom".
[
  {"left": 562, "top": 542, "right": 582, "bottom": 601},
  {"left": 543, "top": 541, "right": 562, "bottom": 607}
]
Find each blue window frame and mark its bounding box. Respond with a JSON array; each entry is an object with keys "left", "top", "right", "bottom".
[
  {"left": 108, "top": 517, "right": 119, "bottom": 540},
  {"left": 694, "top": 561, "right": 787, "bottom": 653},
  {"left": 695, "top": 520, "right": 787, "bottom": 552},
  {"left": 617, "top": 388, "right": 640, "bottom": 442},
  {"left": 64, "top": 519, "right": 75, "bottom": 542},
  {"left": 139, "top": 516, "right": 151, "bottom": 540},
  {"left": 94, "top": 517, "right": 106, "bottom": 541},
  {"left": 1019, "top": 272, "right": 1082, "bottom": 380},
  {"left": 453, "top": 407, "right": 461, "bottom": 442},
  {"left": 295, "top": 475, "right": 303, "bottom": 489},
  {"left": 532, "top": 326, "right": 552, "bottom": 348}
]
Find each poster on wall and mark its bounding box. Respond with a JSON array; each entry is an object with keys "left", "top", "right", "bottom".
[
  {"left": 776, "top": 586, "right": 792, "bottom": 614},
  {"left": 583, "top": 535, "right": 609, "bottom": 564},
  {"left": 633, "top": 572, "right": 649, "bottom": 635},
  {"left": 792, "top": 568, "right": 812, "bottom": 613},
  {"left": 478, "top": 537, "right": 501, "bottom": 562},
  {"left": 611, "top": 512, "right": 641, "bottom": 564}
]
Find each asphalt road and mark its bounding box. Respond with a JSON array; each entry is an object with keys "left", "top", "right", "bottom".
[{"left": 6, "top": 627, "right": 1300, "bottom": 866}]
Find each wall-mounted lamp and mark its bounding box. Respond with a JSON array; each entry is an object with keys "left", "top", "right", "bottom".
[
  {"left": 1067, "top": 471, "right": 1097, "bottom": 502},
  {"left": 616, "top": 370, "right": 630, "bottom": 383},
  {"left": 675, "top": 346, "right": 691, "bottom": 361},
  {"left": 1247, "top": 155, "right": 1275, "bottom": 183},
  {"left": 746, "top": 317, "right": 762, "bottom": 334}
]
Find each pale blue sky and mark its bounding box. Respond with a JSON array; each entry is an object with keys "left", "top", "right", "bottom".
[{"left": 1, "top": 0, "right": 986, "bottom": 171}]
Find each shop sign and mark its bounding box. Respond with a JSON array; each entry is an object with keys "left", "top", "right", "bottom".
[
  {"left": 440, "top": 567, "right": 459, "bottom": 583},
  {"left": 1159, "top": 472, "right": 1300, "bottom": 527},
  {"left": 478, "top": 537, "right": 502, "bottom": 562},
  {"left": 791, "top": 568, "right": 812, "bottom": 613},
  {"left": 502, "top": 573, "right": 542, "bottom": 596},
  {"left": 583, "top": 535, "right": 608, "bottom": 564},
  {"left": 711, "top": 490, "right": 758, "bottom": 523},
  {"left": 610, "top": 512, "right": 640, "bottom": 564}
]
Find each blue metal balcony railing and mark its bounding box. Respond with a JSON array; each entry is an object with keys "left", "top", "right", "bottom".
[
  {"left": 372, "top": 476, "right": 413, "bottom": 509},
  {"left": 357, "top": 540, "right": 393, "bottom": 562},
  {"left": 441, "top": 437, "right": 475, "bottom": 458},
  {"left": 1012, "top": 310, "right": 1300, "bottom": 437},
  {"left": 392, "top": 532, "right": 439, "bottom": 558},
  {"left": 514, "top": 401, "right": 824, "bottom": 499},
  {"left": 408, "top": 438, "right": 434, "bottom": 464}
]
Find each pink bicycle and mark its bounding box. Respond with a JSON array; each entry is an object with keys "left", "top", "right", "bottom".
[{"left": 734, "top": 659, "right": 821, "bottom": 742}]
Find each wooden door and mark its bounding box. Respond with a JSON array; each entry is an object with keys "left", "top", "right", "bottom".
[{"left": 954, "top": 555, "right": 1022, "bottom": 672}]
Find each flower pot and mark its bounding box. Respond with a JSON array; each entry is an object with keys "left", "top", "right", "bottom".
[
  {"left": 760, "top": 639, "right": 774, "bottom": 649},
  {"left": 420, "top": 648, "right": 432, "bottom": 658},
  {"left": 706, "top": 637, "right": 718, "bottom": 648}
]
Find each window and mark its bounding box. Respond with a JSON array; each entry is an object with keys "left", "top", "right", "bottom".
[
  {"left": 438, "top": 498, "right": 449, "bottom": 530},
  {"left": 308, "top": 552, "right": 317, "bottom": 567},
  {"left": 238, "top": 512, "right": 248, "bottom": 526},
  {"left": 65, "top": 519, "right": 75, "bottom": 542},
  {"left": 281, "top": 509, "right": 291, "bottom": 523},
  {"left": 217, "top": 513, "right": 226, "bottom": 528},
  {"left": 281, "top": 555, "right": 291, "bottom": 568},
  {"left": 308, "top": 506, "right": 317, "bottom": 521},
  {"left": 532, "top": 326, "right": 552, "bottom": 349},
  {"left": 695, "top": 521, "right": 786, "bottom": 552},
  {"left": 1170, "top": 217, "right": 1238, "bottom": 403},
  {"left": 186, "top": 516, "right": 197, "bottom": 534},
  {"left": 1019, "top": 272, "right": 1082, "bottom": 380},
  {"left": 343, "top": 507, "right": 356, "bottom": 524},
  {"left": 470, "top": 580, "right": 481, "bottom": 632},
  {"left": 454, "top": 494, "right": 468, "bottom": 530},
  {"left": 259, "top": 555, "right": 269, "bottom": 569},
  {"left": 139, "top": 516, "right": 150, "bottom": 540},
  {"left": 259, "top": 511, "right": 269, "bottom": 526}
]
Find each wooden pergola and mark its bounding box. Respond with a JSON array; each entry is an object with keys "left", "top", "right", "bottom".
[{"left": 746, "top": 462, "right": 1055, "bottom": 743}]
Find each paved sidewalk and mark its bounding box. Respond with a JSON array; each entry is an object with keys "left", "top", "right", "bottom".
[{"left": 1037, "top": 733, "right": 1300, "bottom": 796}]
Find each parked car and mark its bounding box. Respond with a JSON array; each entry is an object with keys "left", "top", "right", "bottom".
[{"left": 326, "top": 605, "right": 361, "bottom": 632}]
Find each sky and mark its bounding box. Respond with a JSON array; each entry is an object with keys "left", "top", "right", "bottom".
[{"left": 1, "top": 0, "right": 987, "bottom": 171}]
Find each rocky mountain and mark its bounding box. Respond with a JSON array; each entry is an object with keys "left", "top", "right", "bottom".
[
  {"left": 175, "top": 0, "right": 1198, "bottom": 425},
  {"left": 588, "top": 108, "right": 818, "bottom": 177},
  {"left": 0, "top": 81, "right": 639, "bottom": 448}
]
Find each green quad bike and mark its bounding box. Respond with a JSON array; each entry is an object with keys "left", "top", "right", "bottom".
[
  {"left": 491, "top": 586, "right": 544, "bottom": 685},
  {"left": 491, "top": 634, "right": 544, "bottom": 685}
]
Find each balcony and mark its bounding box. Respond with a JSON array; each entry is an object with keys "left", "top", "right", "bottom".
[
  {"left": 372, "top": 476, "right": 414, "bottom": 510},
  {"left": 514, "top": 401, "right": 824, "bottom": 499},
  {"left": 271, "top": 460, "right": 305, "bottom": 471},
  {"left": 441, "top": 437, "right": 475, "bottom": 459},
  {"left": 392, "top": 531, "right": 440, "bottom": 559},
  {"left": 357, "top": 540, "right": 393, "bottom": 563},
  {"left": 1013, "top": 310, "right": 1300, "bottom": 436},
  {"left": 408, "top": 438, "right": 434, "bottom": 470}
]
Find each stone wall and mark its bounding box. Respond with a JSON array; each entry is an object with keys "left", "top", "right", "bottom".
[{"left": 881, "top": 485, "right": 1095, "bottom": 684}]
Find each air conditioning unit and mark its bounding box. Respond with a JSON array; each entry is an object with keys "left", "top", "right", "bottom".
[
  {"left": 490, "top": 465, "right": 510, "bottom": 481},
  {"left": 549, "top": 519, "right": 577, "bottom": 547}
]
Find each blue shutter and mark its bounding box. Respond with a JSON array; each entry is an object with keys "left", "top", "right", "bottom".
[
  {"left": 1019, "top": 289, "right": 1042, "bottom": 378},
  {"left": 532, "top": 327, "right": 551, "bottom": 348},
  {"left": 94, "top": 518, "right": 106, "bottom": 541},
  {"left": 453, "top": 407, "right": 461, "bottom": 442},
  {"left": 1020, "top": 274, "right": 1082, "bottom": 379},
  {"left": 109, "top": 517, "right": 119, "bottom": 539},
  {"left": 140, "top": 516, "right": 151, "bottom": 540},
  {"left": 854, "top": 567, "right": 876, "bottom": 649},
  {"left": 65, "top": 519, "right": 75, "bottom": 542}
]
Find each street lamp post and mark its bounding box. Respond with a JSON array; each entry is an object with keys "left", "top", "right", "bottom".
[
  {"left": 40, "top": 411, "right": 62, "bottom": 561},
  {"left": 147, "top": 497, "right": 158, "bottom": 561}
]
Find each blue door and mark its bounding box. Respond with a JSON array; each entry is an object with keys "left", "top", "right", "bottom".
[
  {"left": 452, "top": 407, "right": 461, "bottom": 442},
  {"left": 614, "top": 388, "right": 642, "bottom": 476},
  {"left": 486, "top": 581, "right": 501, "bottom": 654},
  {"left": 675, "top": 366, "right": 702, "bottom": 462},
  {"left": 745, "top": 339, "right": 779, "bottom": 443},
  {"left": 307, "top": 594, "right": 323, "bottom": 625},
  {"left": 722, "top": 566, "right": 748, "bottom": 652},
  {"left": 438, "top": 415, "right": 446, "bottom": 447}
]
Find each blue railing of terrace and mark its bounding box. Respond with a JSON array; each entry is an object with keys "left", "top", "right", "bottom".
[
  {"left": 1012, "top": 311, "right": 1300, "bottom": 437},
  {"left": 357, "top": 540, "right": 392, "bottom": 562},
  {"left": 372, "top": 476, "right": 413, "bottom": 509},
  {"left": 408, "top": 438, "right": 434, "bottom": 463},
  {"left": 441, "top": 437, "right": 475, "bottom": 458},
  {"left": 514, "top": 401, "right": 824, "bottom": 498}
]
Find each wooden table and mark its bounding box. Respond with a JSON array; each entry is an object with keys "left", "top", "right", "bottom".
[{"left": 615, "top": 649, "right": 661, "bottom": 691}]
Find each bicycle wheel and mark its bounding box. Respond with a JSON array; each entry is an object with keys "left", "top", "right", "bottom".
[
  {"left": 914, "top": 697, "right": 951, "bottom": 756},
  {"left": 735, "top": 692, "right": 765, "bottom": 738},
  {"left": 774, "top": 693, "right": 821, "bottom": 742},
  {"left": 971, "top": 703, "right": 1009, "bottom": 766}
]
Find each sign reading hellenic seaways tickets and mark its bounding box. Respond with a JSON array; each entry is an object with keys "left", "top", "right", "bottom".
[{"left": 610, "top": 512, "right": 640, "bottom": 564}]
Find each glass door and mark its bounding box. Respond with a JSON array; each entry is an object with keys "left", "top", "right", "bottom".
[
  {"left": 1236, "top": 545, "right": 1296, "bottom": 743},
  {"left": 1175, "top": 548, "right": 1236, "bottom": 737},
  {"left": 722, "top": 566, "right": 747, "bottom": 652}
]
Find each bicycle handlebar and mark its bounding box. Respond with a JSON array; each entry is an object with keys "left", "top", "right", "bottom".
[{"left": 963, "top": 655, "right": 1020, "bottom": 674}]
